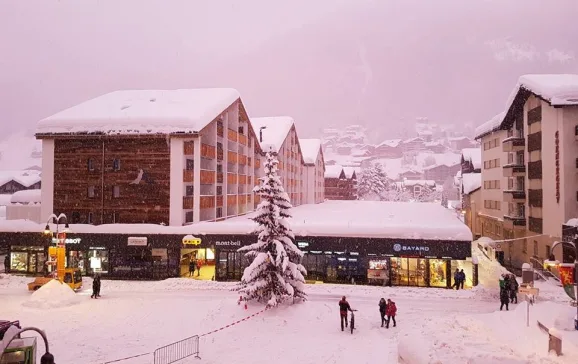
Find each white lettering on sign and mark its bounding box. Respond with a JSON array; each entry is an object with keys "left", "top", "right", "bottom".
[
  {"left": 128, "top": 237, "right": 148, "bottom": 246},
  {"left": 52, "top": 238, "right": 81, "bottom": 244},
  {"left": 215, "top": 241, "right": 241, "bottom": 247},
  {"left": 393, "top": 243, "right": 430, "bottom": 252},
  {"left": 297, "top": 242, "right": 309, "bottom": 248}
]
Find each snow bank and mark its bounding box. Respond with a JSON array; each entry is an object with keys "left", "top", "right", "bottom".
[
  {"left": 22, "top": 279, "right": 81, "bottom": 309},
  {"left": 10, "top": 189, "right": 41, "bottom": 205}
]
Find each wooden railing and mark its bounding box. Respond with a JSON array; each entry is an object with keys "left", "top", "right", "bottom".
[
  {"left": 184, "top": 141, "right": 194, "bottom": 155},
  {"left": 217, "top": 122, "right": 224, "bottom": 137},
  {"left": 248, "top": 157, "right": 252, "bottom": 166},
  {"left": 227, "top": 195, "right": 237, "bottom": 205},
  {"left": 239, "top": 194, "right": 247, "bottom": 205},
  {"left": 239, "top": 174, "right": 247, "bottom": 185},
  {"left": 183, "top": 196, "right": 194, "bottom": 209},
  {"left": 238, "top": 154, "right": 247, "bottom": 165},
  {"left": 200, "top": 196, "right": 215, "bottom": 209},
  {"left": 217, "top": 148, "right": 224, "bottom": 161},
  {"left": 238, "top": 133, "right": 247, "bottom": 146},
  {"left": 201, "top": 144, "right": 216, "bottom": 159},
  {"left": 217, "top": 172, "right": 224, "bottom": 183},
  {"left": 183, "top": 170, "right": 194, "bottom": 183},
  {"left": 228, "top": 151, "right": 238, "bottom": 163},
  {"left": 200, "top": 170, "right": 215, "bottom": 184},
  {"left": 227, "top": 128, "right": 238, "bottom": 142},
  {"left": 227, "top": 173, "right": 238, "bottom": 184},
  {"left": 216, "top": 195, "right": 224, "bottom": 206}
]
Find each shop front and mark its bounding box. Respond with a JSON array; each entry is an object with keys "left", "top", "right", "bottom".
[{"left": 179, "top": 234, "right": 216, "bottom": 280}]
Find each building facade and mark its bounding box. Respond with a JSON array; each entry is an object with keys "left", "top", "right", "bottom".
[
  {"left": 324, "top": 165, "right": 356, "bottom": 200},
  {"left": 299, "top": 138, "right": 325, "bottom": 204}
]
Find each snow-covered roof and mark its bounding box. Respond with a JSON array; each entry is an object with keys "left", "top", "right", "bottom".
[
  {"left": 342, "top": 167, "right": 359, "bottom": 179},
  {"left": 401, "top": 179, "right": 436, "bottom": 187},
  {"left": 461, "top": 148, "right": 481, "bottom": 170},
  {"left": 250, "top": 116, "right": 294, "bottom": 153},
  {"left": 298, "top": 138, "right": 322, "bottom": 165},
  {"left": 324, "top": 164, "right": 345, "bottom": 179},
  {"left": 448, "top": 136, "right": 470, "bottom": 141},
  {"left": 462, "top": 173, "right": 481, "bottom": 194},
  {"left": 506, "top": 74, "right": 578, "bottom": 108},
  {"left": 474, "top": 112, "right": 505, "bottom": 140},
  {"left": 36, "top": 88, "right": 240, "bottom": 135},
  {"left": 0, "top": 200, "right": 472, "bottom": 241},
  {"left": 0, "top": 170, "right": 42, "bottom": 188},
  {"left": 377, "top": 139, "right": 401, "bottom": 148},
  {"left": 0, "top": 194, "right": 12, "bottom": 206},
  {"left": 402, "top": 137, "right": 424, "bottom": 144},
  {"left": 10, "top": 189, "right": 41, "bottom": 204},
  {"left": 423, "top": 161, "right": 459, "bottom": 171}
]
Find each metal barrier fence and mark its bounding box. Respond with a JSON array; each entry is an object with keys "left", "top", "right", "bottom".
[{"left": 153, "top": 335, "right": 200, "bottom": 364}]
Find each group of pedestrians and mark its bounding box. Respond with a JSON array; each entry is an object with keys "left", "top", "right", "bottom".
[
  {"left": 337, "top": 296, "right": 398, "bottom": 332},
  {"left": 452, "top": 268, "right": 467, "bottom": 289},
  {"left": 499, "top": 273, "right": 519, "bottom": 311},
  {"left": 90, "top": 274, "right": 102, "bottom": 299}
]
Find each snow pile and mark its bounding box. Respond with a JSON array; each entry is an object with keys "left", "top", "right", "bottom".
[
  {"left": 10, "top": 189, "right": 41, "bottom": 205},
  {"left": 250, "top": 116, "right": 294, "bottom": 153},
  {"left": 36, "top": 88, "right": 240, "bottom": 135},
  {"left": 22, "top": 279, "right": 81, "bottom": 309},
  {"left": 474, "top": 111, "right": 505, "bottom": 139},
  {"left": 462, "top": 147, "right": 481, "bottom": 170}
]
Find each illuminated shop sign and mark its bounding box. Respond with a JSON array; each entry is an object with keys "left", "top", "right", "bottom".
[
  {"left": 182, "top": 235, "right": 201, "bottom": 246},
  {"left": 393, "top": 243, "right": 430, "bottom": 252},
  {"left": 297, "top": 241, "right": 309, "bottom": 248},
  {"left": 52, "top": 238, "right": 81, "bottom": 244},
  {"left": 215, "top": 240, "right": 241, "bottom": 247},
  {"left": 128, "top": 237, "right": 148, "bottom": 246}
]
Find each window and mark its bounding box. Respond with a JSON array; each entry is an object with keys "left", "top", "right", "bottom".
[
  {"left": 186, "top": 159, "right": 194, "bottom": 170},
  {"left": 576, "top": 158, "right": 578, "bottom": 168},
  {"left": 112, "top": 185, "right": 120, "bottom": 198},
  {"left": 112, "top": 212, "right": 120, "bottom": 223},
  {"left": 88, "top": 212, "right": 93, "bottom": 224},
  {"left": 186, "top": 186, "right": 194, "bottom": 196},
  {"left": 217, "top": 142, "right": 223, "bottom": 150},
  {"left": 546, "top": 245, "right": 551, "bottom": 259},
  {"left": 508, "top": 178, "right": 513, "bottom": 189},
  {"left": 88, "top": 159, "right": 94, "bottom": 171},
  {"left": 88, "top": 186, "right": 96, "bottom": 198},
  {"left": 575, "top": 125, "right": 578, "bottom": 136},
  {"left": 185, "top": 211, "right": 194, "bottom": 223},
  {"left": 216, "top": 207, "right": 223, "bottom": 218},
  {"left": 413, "top": 185, "right": 422, "bottom": 195},
  {"left": 522, "top": 240, "right": 527, "bottom": 253},
  {"left": 112, "top": 159, "right": 121, "bottom": 171},
  {"left": 533, "top": 240, "right": 538, "bottom": 256},
  {"left": 217, "top": 186, "right": 223, "bottom": 195},
  {"left": 72, "top": 212, "right": 80, "bottom": 224},
  {"left": 238, "top": 126, "right": 245, "bottom": 135}
]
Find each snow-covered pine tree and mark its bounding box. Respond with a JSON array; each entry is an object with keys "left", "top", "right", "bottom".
[
  {"left": 357, "top": 163, "right": 389, "bottom": 200},
  {"left": 237, "top": 151, "right": 307, "bottom": 307}
]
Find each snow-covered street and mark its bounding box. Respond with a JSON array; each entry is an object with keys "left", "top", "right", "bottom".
[{"left": 7, "top": 274, "right": 577, "bottom": 364}]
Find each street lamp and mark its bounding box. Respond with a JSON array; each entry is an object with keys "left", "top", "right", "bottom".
[
  {"left": 0, "top": 327, "right": 55, "bottom": 364},
  {"left": 544, "top": 239, "right": 578, "bottom": 330},
  {"left": 43, "top": 213, "right": 69, "bottom": 239},
  {"left": 259, "top": 126, "right": 267, "bottom": 143}
]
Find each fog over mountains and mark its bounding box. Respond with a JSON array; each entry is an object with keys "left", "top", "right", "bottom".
[{"left": 1, "top": 0, "right": 577, "bottom": 143}]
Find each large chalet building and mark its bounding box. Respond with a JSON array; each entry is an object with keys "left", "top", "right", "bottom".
[{"left": 35, "top": 88, "right": 325, "bottom": 227}]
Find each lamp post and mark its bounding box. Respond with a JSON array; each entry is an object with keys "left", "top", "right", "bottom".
[
  {"left": 544, "top": 239, "right": 578, "bottom": 330},
  {"left": 0, "top": 326, "right": 55, "bottom": 364},
  {"left": 43, "top": 213, "right": 69, "bottom": 278},
  {"left": 259, "top": 126, "right": 267, "bottom": 143}
]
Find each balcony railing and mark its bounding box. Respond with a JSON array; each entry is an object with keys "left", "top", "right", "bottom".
[
  {"left": 217, "top": 121, "right": 224, "bottom": 137},
  {"left": 184, "top": 141, "right": 195, "bottom": 155},
  {"left": 200, "top": 195, "right": 215, "bottom": 209},
  {"left": 503, "top": 164, "right": 525, "bottom": 177},
  {"left": 183, "top": 170, "right": 194, "bottom": 183},
  {"left": 216, "top": 195, "right": 224, "bottom": 207},
  {"left": 238, "top": 154, "right": 247, "bottom": 165},
  {"left": 528, "top": 189, "right": 543, "bottom": 207},
  {"left": 504, "top": 213, "right": 526, "bottom": 226},
  {"left": 228, "top": 151, "right": 238, "bottom": 163},
  {"left": 200, "top": 170, "right": 216, "bottom": 184},
  {"left": 238, "top": 133, "right": 248, "bottom": 146},
  {"left": 239, "top": 174, "right": 247, "bottom": 185},
  {"left": 227, "top": 173, "right": 238, "bottom": 184},
  {"left": 503, "top": 189, "right": 526, "bottom": 202},
  {"left": 227, "top": 128, "right": 238, "bottom": 142},
  {"left": 227, "top": 194, "right": 237, "bottom": 205},
  {"left": 183, "top": 196, "right": 194, "bottom": 209},
  {"left": 217, "top": 172, "right": 224, "bottom": 184},
  {"left": 201, "top": 144, "right": 216, "bottom": 159},
  {"left": 502, "top": 132, "right": 525, "bottom": 152}
]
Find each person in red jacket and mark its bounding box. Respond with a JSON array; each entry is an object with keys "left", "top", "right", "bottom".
[
  {"left": 385, "top": 299, "right": 397, "bottom": 328},
  {"left": 338, "top": 296, "right": 353, "bottom": 331}
]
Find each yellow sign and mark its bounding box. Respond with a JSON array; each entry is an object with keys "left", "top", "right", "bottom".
[{"left": 183, "top": 236, "right": 202, "bottom": 246}]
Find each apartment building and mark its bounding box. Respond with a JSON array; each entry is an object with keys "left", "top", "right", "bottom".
[
  {"left": 298, "top": 138, "right": 325, "bottom": 204},
  {"left": 250, "top": 116, "right": 308, "bottom": 207},
  {"left": 35, "top": 88, "right": 259, "bottom": 226},
  {"left": 474, "top": 112, "right": 510, "bottom": 247},
  {"left": 497, "top": 74, "right": 578, "bottom": 265}
]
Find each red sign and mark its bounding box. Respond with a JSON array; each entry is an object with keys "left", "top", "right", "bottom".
[{"left": 558, "top": 264, "right": 576, "bottom": 300}]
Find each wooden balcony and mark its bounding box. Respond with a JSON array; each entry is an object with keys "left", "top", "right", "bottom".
[
  {"left": 216, "top": 195, "right": 224, "bottom": 207},
  {"left": 239, "top": 174, "right": 247, "bottom": 185},
  {"left": 200, "top": 196, "right": 215, "bottom": 209},
  {"left": 248, "top": 176, "right": 252, "bottom": 185},
  {"left": 227, "top": 195, "right": 237, "bottom": 205},
  {"left": 227, "top": 173, "right": 238, "bottom": 184},
  {"left": 248, "top": 157, "right": 252, "bottom": 166},
  {"left": 228, "top": 151, "right": 238, "bottom": 163},
  {"left": 200, "top": 170, "right": 215, "bottom": 184},
  {"left": 227, "top": 128, "right": 238, "bottom": 142},
  {"left": 217, "top": 172, "right": 224, "bottom": 183},
  {"left": 183, "top": 196, "right": 194, "bottom": 209},
  {"left": 255, "top": 158, "right": 261, "bottom": 168},
  {"left": 217, "top": 148, "right": 224, "bottom": 161},
  {"left": 239, "top": 194, "right": 247, "bottom": 205},
  {"left": 217, "top": 121, "right": 224, "bottom": 137},
  {"left": 201, "top": 144, "right": 216, "bottom": 159},
  {"left": 238, "top": 154, "right": 247, "bottom": 165},
  {"left": 238, "top": 133, "right": 248, "bottom": 146},
  {"left": 184, "top": 141, "right": 194, "bottom": 155},
  {"left": 183, "top": 170, "right": 194, "bottom": 183}
]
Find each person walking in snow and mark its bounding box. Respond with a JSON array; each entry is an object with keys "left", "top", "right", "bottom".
[
  {"left": 509, "top": 274, "right": 518, "bottom": 304},
  {"left": 385, "top": 299, "right": 397, "bottom": 328},
  {"left": 4, "top": 255, "right": 9, "bottom": 273},
  {"left": 452, "top": 268, "right": 461, "bottom": 290},
  {"left": 188, "top": 259, "right": 196, "bottom": 277},
  {"left": 196, "top": 260, "right": 202, "bottom": 277},
  {"left": 379, "top": 298, "right": 387, "bottom": 327},
  {"left": 499, "top": 286, "right": 510, "bottom": 311},
  {"left": 339, "top": 296, "right": 353, "bottom": 331},
  {"left": 459, "top": 269, "right": 466, "bottom": 289},
  {"left": 91, "top": 275, "right": 101, "bottom": 299}
]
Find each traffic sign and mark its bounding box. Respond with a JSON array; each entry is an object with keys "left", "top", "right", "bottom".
[{"left": 519, "top": 287, "right": 539, "bottom": 296}]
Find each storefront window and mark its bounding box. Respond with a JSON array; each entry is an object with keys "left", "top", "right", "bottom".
[
  {"left": 10, "top": 246, "right": 46, "bottom": 274},
  {"left": 68, "top": 251, "right": 86, "bottom": 274},
  {"left": 429, "top": 259, "right": 447, "bottom": 287},
  {"left": 10, "top": 252, "right": 28, "bottom": 273},
  {"left": 88, "top": 248, "right": 109, "bottom": 274},
  {"left": 368, "top": 259, "right": 389, "bottom": 285},
  {"left": 302, "top": 254, "right": 328, "bottom": 281},
  {"left": 390, "top": 258, "right": 427, "bottom": 286}
]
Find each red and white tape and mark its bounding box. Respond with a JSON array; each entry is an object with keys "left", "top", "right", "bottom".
[{"left": 199, "top": 306, "right": 269, "bottom": 337}]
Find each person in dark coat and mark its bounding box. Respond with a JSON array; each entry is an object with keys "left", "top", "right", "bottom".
[
  {"left": 452, "top": 269, "right": 461, "bottom": 290},
  {"left": 3, "top": 255, "right": 9, "bottom": 273},
  {"left": 188, "top": 259, "right": 196, "bottom": 277},
  {"left": 339, "top": 296, "right": 353, "bottom": 331},
  {"left": 509, "top": 274, "right": 518, "bottom": 304},
  {"left": 385, "top": 299, "right": 397, "bottom": 328},
  {"left": 459, "top": 269, "right": 466, "bottom": 289},
  {"left": 91, "top": 275, "right": 101, "bottom": 299},
  {"left": 500, "top": 287, "right": 509, "bottom": 310},
  {"left": 378, "top": 298, "right": 387, "bottom": 327}
]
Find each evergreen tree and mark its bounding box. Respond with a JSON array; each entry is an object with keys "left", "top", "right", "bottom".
[
  {"left": 237, "top": 151, "right": 307, "bottom": 307},
  {"left": 357, "top": 163, "right": 389, "bottom": 200}
]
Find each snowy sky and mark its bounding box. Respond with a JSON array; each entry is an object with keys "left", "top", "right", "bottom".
[{"left": 1, "top": 0, "right": 578, "bottom": 140}]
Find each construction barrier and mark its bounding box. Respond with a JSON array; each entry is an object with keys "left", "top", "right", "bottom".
[{"left": 153, "top": 335, "right": 200, "bottom": 364}]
